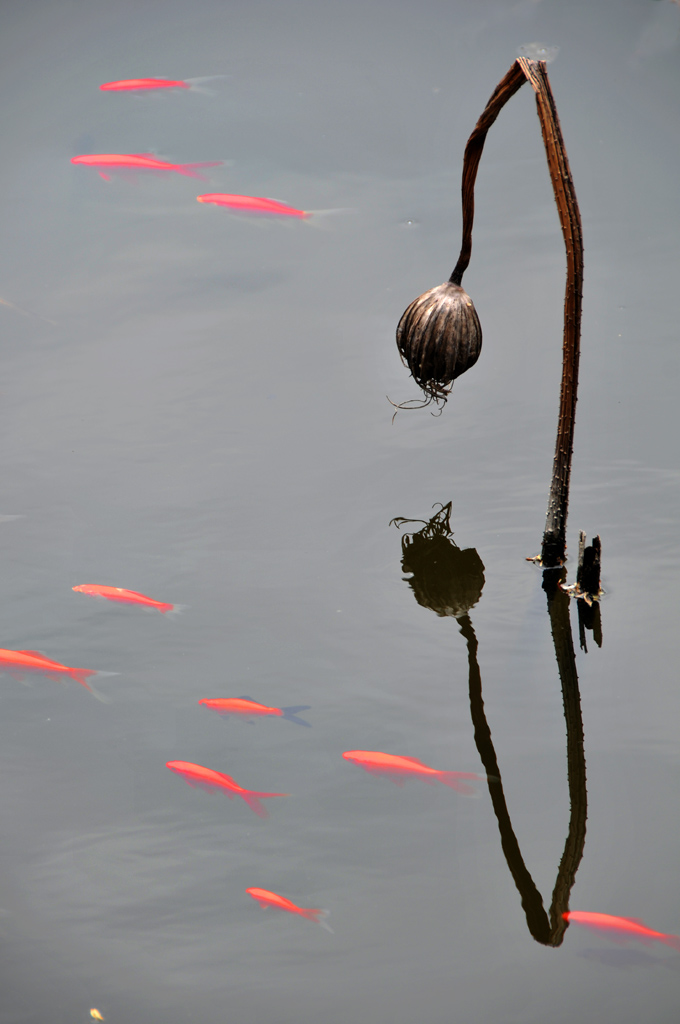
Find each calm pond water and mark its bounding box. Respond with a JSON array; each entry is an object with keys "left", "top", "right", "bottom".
[{"left": 0, "top": 1, "right": 679, "bottom": 1021}]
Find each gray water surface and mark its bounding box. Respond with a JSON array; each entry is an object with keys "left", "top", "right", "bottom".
[{"left": 0, "top": 1, "right": 679, "bottom": 1022}]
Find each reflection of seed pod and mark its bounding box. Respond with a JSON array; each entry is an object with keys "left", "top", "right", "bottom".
[
  {"left": 401, "top": 532, "right": 485, "bottom": 619},
  {"left": 396, "top": 281, "right": 482, "bottom": 401}
]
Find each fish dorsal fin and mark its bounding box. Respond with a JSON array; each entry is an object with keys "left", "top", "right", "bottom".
[
  {"left": 19, "top": 650, "right": 59, "bottom": 663},
  {"left": 621, "top": 917, "right": 646, "bottom": 927},
  {"left": 131, "top": 153, "right": 158, "bottom": 159},
  {"left": 218, "top": 772, "right": 236, "bottom": 785},
  {"left": 400, "top": 756, "right": 429, "bottom": 767}
]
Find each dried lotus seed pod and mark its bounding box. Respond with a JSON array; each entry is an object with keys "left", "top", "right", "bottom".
[{"left": 396, "top": 281, "right": 482, "bottom": 403}]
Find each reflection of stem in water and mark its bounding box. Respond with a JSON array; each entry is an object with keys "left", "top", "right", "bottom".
[
  {"left": 394, "top": 506, "right": 588, "bottom": 947},
  {"left": 457, "top": 613, "right": 551, "bottom": 945},
  {"left": 542, "top": 573, "right": 588, "bottom": 940},
  {"left": 457, "top": 574, "right": 587, "bottom": 947}
]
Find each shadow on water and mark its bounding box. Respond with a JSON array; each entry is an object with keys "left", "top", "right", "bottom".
[{"left": 392, "top": 501, "right": 588, "bottom": 947}]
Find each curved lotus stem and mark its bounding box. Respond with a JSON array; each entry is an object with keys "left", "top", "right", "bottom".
[{"left": 451, "top": 59, "right": 584, "bottom": 567}]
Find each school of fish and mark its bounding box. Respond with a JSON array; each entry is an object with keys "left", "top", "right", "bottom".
[{"left": 19, "top": 68, "right": 671, "bottom": 952}]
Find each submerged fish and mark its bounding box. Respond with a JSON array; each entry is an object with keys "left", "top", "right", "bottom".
[
  {"left": 246, "top": 887, "right": 332, "bottom": 931},
  {"left": 90, "top": 1011, "right": 105, "bottom": 1021},
  {"left": 199, "top": 697, "right": 311, "bottom": 726},
  {"left": 563, "top": 912, "right": 680, "bottom": 951},
  {"left": 73, "top": 584, "right": 176, "bottom": 613},
  {"left": 71, "top": 153, "right": 222, "bottom": 182},
  {"left": 342, "top": 750, "right": 484, "bottom": 794},
  {"left": 0, "top": 648, "right": 100, "bottom": 695},
  {"left": 99, "top": 76, "right": 227, "bottom": 94},
  {"left": 166, "top": 760, "right": 288, "bottom": 818},
  {"left": 197, "top": 193, "right": 309, "bottom": 219},
  {"left": 100, "top": 78, "right": 191, "bottom": 92}
]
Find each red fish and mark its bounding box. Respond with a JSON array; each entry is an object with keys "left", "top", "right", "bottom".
[
  {"left": 0, "top": 648, "right": 98, "bottom": 693},
  {"left": 73, "top": 584, "right": 175, "bottom": 614},
  {"left": 197, "top": 193, "right": 308, "bottom": 219},
  {"left": 99, "top": 76, "right": 226, "bottom": 94},
  {"left": 166, "top": 761, "right": 288, "bottom": 818},
  {"left": 71, "top": 153, "right": 222, "bottom": 182},
  {"left": 246, "top": 887, "right": 332, "bottom": 931},
  {"left": 563, "top": 911, "right": 680, "bottom": 951},
  {"left": 100, "top": 78, "right": 190, "bottom": 92},
  {"left": 199, "top": 697, "right": 311, "bottom": 726},
  {"left": 342, "top": 750, "right": 484, "bottom": 794}
]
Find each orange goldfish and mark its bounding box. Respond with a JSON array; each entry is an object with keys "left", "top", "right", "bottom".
[
  {"left": 166, "top": 761, "right": 288, "bottom": 818},
  {"left": 197, "top": 193, "right": 308, "bottom": 218},
  {"left": 100, "top": 78, "right": 190, "bottom": 92},
  {"left": 73, "top": 584, "right": 176, "bottom": 613},
  {"left": 0, "top": 648, "right": 98, "bottom": 693},
  {"left": 342, "top": 750, "right": 484, "bottom": 794},
  {"left": 99, "top": 76, "right": 227, "bottom": 94},
  {"left": 71, "top": 153, "right": 222, "bottom": 182},
  {"left": 563, "top": 911, "right": 680, "bottom": 951},
  {"left": 246, "top": 887, "right": 332, "bottom": 931},
  {"left": 199, "top": 697, "right": 311, "bottom": 726}
]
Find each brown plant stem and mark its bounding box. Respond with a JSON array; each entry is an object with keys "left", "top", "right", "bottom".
[
  {"left": 520, "top": 60, "right": 584, "bottom": 567},
  {"left": 451, "top": 59, "right": 584, "bottom": 567},
  {"left": 449, "top": 61, "right": 527, "bottom": 287}
]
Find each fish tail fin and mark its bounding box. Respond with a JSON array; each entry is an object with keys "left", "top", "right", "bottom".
[
  {"left": 177, "top": 161, "right": 223, "bottom": 180},
  {"left": 241, "top": 794, "right": 268, "bottom": 818},
  {"left": 302, "top": 207, "right": 356, "bottom": 228},
  {"left": 162, "top": 603, "right": 188, "bottom": 615},
  {"left": 71, "top": 668, "right": 118, "bottom": 702},
  {"left": 185, "top": 75, "right": 230, "bottom": 88},
  {"left": 86, "top": 684, "right": 112, "bottom": 704},
  {"left": 437, "top": 771, "right": 482, "bottom": 795},
  {"left": 241, "top": 791, "right": 288, "bottom": 818},
  {"left": 281, "top": 705, "right": 312, "bottom": 727},
  {"left": 71, "top": 669, "right": 112, "bottom": 703},
  {"left": 660, "top": 934, "right": 680, "bottom": 953},
  {"left": 304, "top": 908, "right": 333, "bottom": 933},
  {"left": 68, "top": 667, "right": 97, "bottom": 687},
  {"left": 184, "top": 75, "right": 230, "bottom": 95}
]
